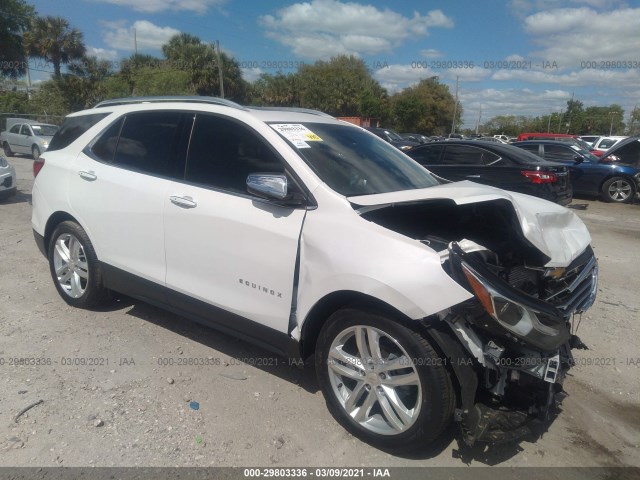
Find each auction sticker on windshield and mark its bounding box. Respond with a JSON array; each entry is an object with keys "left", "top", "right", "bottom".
[{"left": 271, "top": 124, "right": 323, "bottom": 149}]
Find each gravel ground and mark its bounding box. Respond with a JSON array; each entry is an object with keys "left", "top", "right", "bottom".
[{"left": 0, "top": 154, "right": 639, "bottom": 468}]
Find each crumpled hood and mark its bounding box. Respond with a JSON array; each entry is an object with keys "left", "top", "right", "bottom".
[{"left": 349, "top": 181, "right": 591, "bottom": 267}]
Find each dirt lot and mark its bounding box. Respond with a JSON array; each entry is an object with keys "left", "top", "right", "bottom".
[{"left": 1, "top": 154, "right": 639, "bottom": 468}]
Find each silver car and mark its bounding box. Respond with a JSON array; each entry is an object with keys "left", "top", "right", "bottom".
[
  {"left": 0, "top": 155, "right": 17, "bottom": 199},
  {"left": 1, "top": 122, "right": 59, "bottom": 159}
]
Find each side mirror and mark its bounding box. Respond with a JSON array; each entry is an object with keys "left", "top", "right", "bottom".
[
  {"left": 573, "top": 155, "right": 584, "bottom": 165},
  {"left": 247, "top": 173, "right": 288, "bottom": 200}
]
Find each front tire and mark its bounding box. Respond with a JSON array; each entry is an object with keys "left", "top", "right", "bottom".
[
  {"left": 602, "top": 176, "right": 635, "bottom": 203},
  {"left": 32, "top": 145, "right": 41, "bottom": 160},
  {"left": 48, "top": 221, "right": 110, "bottom": 308},
  {"left": 3, "top": 142, "right": 12, "bottom": 156},
  {"left": 315, "top": 309, "right": 454, "bottom": 450}
]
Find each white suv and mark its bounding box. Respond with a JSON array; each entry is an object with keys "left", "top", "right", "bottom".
[{"left": 32, "top": 97, "right": 598, "bottom": 449}]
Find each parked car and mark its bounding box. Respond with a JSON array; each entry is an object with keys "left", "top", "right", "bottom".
[
  {"left": 591, "top": 136, "right": 628, "bottom": 156},
  {"left": 0, "top": 155, "right": 17, "bottom": 199},
  {"left": 577, "top": 135, "right": 600, "bottom": 146},
  {"left": 516, "top": 132, "right": 576, "bottom": 142},
  {"left": 600, "top": 136, "right": 640, "bottom": 168},
  {"left": 33, "top": 96, "right": 598, "bottom": 449},
  {"left": 1, "top": 121, "right": 59, "bottom": 159},
  {"left": 513, "top": 140, "right": 640, "bottom": 203},
  {"left": 400, "top": 133, "right": 430, "bottom": 144},
  {"left": 474, "top": 136, "right": 507, "bottom": 144},
  {"left": 364, "top": 127, "right": 418, "bottom": 151},
  {"left": 493, "top": 135, "right": 509, "bottom": 142},
  {"left": 406, "top": 140, "right": 573, "bottom": 205}
]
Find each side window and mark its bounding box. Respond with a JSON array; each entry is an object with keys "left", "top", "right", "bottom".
[
  {"left": 185, "top": 114, "right": 286, "bottom": 194},
  {"left": 110, "top": 111, "right": 187, "bottom": 178},
  {"left": 544, "top": 145, "right": 574, "bottom": 162},
  {"left": 47, "top": 113, "right": 110, "bottom": 151},
  {"left": 410, "top": 145, "right": 444, "bottom": 165},
  {"left": 517, "top": 144, "right": 540, "bottom": 155},
  {"left": 9, "top": 124, "right": 21, "bottom": 134},
  {"left": 90, "top": 118, "right": 124, "bottom": 163},
  {"left": 442, "top": 145, "right": 487, "bottom": 165},
  {"left": 20, "top": 125, "right": 32, "bottom": 135},
  {"left": 598, "top": 139, "right": 617, "bottom": 149}
]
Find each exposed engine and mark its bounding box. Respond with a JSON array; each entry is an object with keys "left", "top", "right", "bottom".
[{"left": 360, "top": 198, "right": 599, "bottom": 445}]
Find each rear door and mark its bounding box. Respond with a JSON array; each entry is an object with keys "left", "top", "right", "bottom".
[
  {"left": 163, "top": 113, "right": 307, "bottom": 334},
  {"left": 71, "top": 111, "right": 190, "bottom": 296}
]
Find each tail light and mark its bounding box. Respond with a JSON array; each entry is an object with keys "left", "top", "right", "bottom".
[
  {"left": 521, "top": 170, "right": 557, "bottom": 184},
  {"left": 33, "top": 158, "right": 45, "bottom": 177}
]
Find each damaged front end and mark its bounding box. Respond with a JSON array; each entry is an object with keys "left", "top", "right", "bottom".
[
  {"left": 356, "top": 192, "right": 598, "bottom": 446},
  {"left": 438, "top": 240, "right": 598, "bottom": 445}
]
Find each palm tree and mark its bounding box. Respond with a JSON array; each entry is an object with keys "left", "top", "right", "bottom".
[{"left": 23, "top": 16, "right": 86, "bottom": 78}]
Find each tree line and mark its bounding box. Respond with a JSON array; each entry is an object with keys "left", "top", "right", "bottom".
[{"left": 471, "top": 99, "right": 638, "bottom": 137}]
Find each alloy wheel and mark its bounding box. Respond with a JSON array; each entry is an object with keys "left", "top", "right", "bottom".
[
  {"left": 53, "top": 233, "right": 89, "bottom": 298},
  {"left": 607, "top": 179, "right": 632, "bottom": 202},
  {"left": 327, "top": 325, "right": 422, "bottom": 435}
]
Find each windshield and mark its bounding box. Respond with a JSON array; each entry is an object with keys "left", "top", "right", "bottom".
[
  {"left": 270, "top": 123, "right": 439, "bottom": 196},
  {"left": 384, "top": 129, "right": 403, "bottom": 141},
  {"left": 31, "top": 125, "right": 59, "bottom": 136}
]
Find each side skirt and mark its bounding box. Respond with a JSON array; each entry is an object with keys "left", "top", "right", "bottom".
[{"left": 100, "top": 262, "right": 301, "bottom": 360}]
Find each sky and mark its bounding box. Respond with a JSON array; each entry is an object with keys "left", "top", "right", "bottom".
[{"left": 22, "top": 0, "right": 640, "bottom": 128}]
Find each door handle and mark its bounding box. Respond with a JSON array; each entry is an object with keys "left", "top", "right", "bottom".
[
  {"left": 79, "top": 170, "right": 97, "bottom": 181},
  {"left": 170, "top": 195, "right": 197, "bottom": 209}
]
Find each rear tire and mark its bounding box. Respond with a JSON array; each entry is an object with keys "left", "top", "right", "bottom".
[
  {"left": 3, "top": 142, "right": 12, "bottom": 156},
  {"left": 48, "top": 221, "right": 110, "bottom": 308},
  {"left": 32, "top": 145, "right": 41, "bottom": 160},
  {"left": 601, "top": 176, "right": 635, "bottom": 203},
  {"left": 315, "top": 308, "right": 454, "bottom": 450}
]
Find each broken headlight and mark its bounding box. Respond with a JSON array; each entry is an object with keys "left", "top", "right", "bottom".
[{"left": 462, "top": 262, "right": 559, "bottom": 338}]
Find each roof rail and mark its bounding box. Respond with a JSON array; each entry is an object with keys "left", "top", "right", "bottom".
[
  {"left": 93, "top": 96, "right": 247, "bottom": 110},
  {"left": 248, "top": 106, "right": 334, "bottom": 118}
]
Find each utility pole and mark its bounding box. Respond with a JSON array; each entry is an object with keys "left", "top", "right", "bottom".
[
  {"left": 609, "top": 111, "right": 616, "bottom": 136},
  {"left": 215, "top": 40, "right": 225, "bottom": 99},
  {"left": 134, "top": 28, "right": 138, "bottom": 55},
  {"left": 450, "top": 75, "right": 459, "bottom": 136},
  {"left": 567, "top": 91, "right": 574, "bottom": 133},
  {"left": 475, "top": 104, "right": 482, "bottom": 135},
  {"left": 547, "top": 109, "right": 552, "bottom": 133}
]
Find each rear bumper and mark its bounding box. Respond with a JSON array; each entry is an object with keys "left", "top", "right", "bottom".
[{"left": 33, "top": 229, "right": 47, "bottom": 257}]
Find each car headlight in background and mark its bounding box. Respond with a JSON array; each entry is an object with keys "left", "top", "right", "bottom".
[
  {"left": 0, "top": 156, "right": 8, "bottom": 168},
  {"left": 399, "top": 145, "right": 413, "bottom": 151}
]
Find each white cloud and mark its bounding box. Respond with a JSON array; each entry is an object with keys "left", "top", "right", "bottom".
[
  {"left": 491, "top": 66, "right": 640, "bottom": 87},
  {"left": 420, "top": 48, "right": 443, "bottom": 59},
  {"left": 505, "top": 54, "right": 526, "bottom": 62},
  {"left": 102, "top": 20, "right": 180, "bottom": 52},
  {"left": 86, "top": 46, "right": 119, "bottom": 61},
  {"left": 241, "top": 67, "right": 263, "bottom": 83},
  {"left": 90, "top": 0, "right": 225, "bottom": 14},
  {"left": 260, "top": 0, "right": 453, "bottom": 59},
  {"left": 523, "top": 7, "right": 640, "bottom": 67},
  {"left": 373, "top": 64, "right": 439, "bottom": 93},
  {"left": 459, "top": 87, "right": 573, "bottom": 126}
]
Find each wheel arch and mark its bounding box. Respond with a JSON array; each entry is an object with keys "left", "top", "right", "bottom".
[
  {"left": 598, "top": 173, "right": 636, "bottom": 192},
  {"left": 43, "top": 211, "right": 83, "bottom": 256},
  {"left": 299, "top": 290, "right": 419, "bottom": 359}
]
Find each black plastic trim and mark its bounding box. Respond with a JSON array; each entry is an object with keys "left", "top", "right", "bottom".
[
  {"left": 33, "top": 229, "right": 46, "bottom": 257},
  {"left": 100, "top": 262, "right": 301, "bottom": 359}
]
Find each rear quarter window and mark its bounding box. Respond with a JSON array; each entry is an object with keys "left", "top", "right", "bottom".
[{"left": 47, "top": 113, "right": 110, "bottom": 152}]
